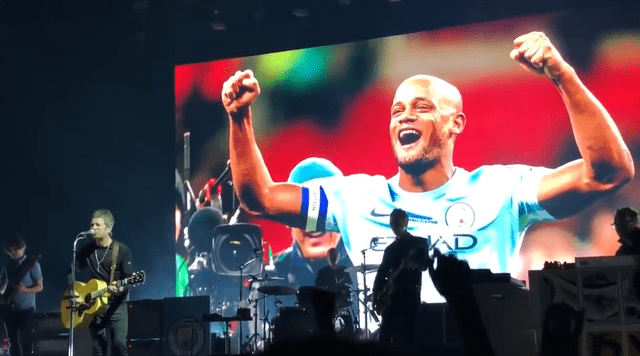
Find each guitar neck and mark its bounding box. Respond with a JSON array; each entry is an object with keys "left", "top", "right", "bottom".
[
  {"left": 89, "top": 277, "right": 133, "bottom": 299},
  {"left": 4, "top": 255, "right": 40, "bottom": 303}
]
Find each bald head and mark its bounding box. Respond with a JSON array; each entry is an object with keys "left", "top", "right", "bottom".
[
  {"left": 395, "top": 75, "right": 463, "bottom": 115},
  {"left": 389, "top": 74, "right": 466, "bottom": 181}
]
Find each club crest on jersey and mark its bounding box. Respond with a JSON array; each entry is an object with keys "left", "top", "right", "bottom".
[{"left": 445, "top": 202, "right": 475, "bottom": 228}]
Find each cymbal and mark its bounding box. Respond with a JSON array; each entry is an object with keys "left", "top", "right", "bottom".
[
  {"left": 346, "top": 264, "right": 380, "bottom": 273},
  {"left": 250, "top": 275, "right": 285, "bottom": 282},
  {"left": 257, "top": 285, "right": 297, "bottom": 296}
]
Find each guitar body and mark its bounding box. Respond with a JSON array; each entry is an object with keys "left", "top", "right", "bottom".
[
  {"left": 60, "top": 271, "right": 145, "bottom": 329},
  {"left": 374, "top": 247, "right": 426, "bottom": 315},
  {"left": 61, "top": 279, "right": 110, "bottom": 329}
]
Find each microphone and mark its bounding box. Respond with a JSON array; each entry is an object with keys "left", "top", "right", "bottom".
[
  {"left": 184, "top": 132, "right": 191, "bottom": 181},
  {"left": 219, "top": 160, "right": 231, "bottom": 181},
  {"left": 78, "top": 229, "right": 94, "bottom": 236},
  {"left": 228, "top": 207, "right": 241, "bottom": 224}
]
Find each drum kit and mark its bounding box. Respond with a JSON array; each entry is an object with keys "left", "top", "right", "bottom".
[{"left": 242, "top": 263, "right": 380, "bottom": 351}]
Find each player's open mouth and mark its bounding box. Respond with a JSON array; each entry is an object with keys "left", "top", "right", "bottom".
[
  {"left": 398, "top": 128, "right": 421, "bottom": 147},
  {"left": 305, "top": 231, "right": 326, "bottom": 239}
]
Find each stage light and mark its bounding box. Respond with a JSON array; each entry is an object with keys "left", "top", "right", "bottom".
[
  {"left": 292, "top": 7, "right": 310, "bottom": 17},
  {"left": 252, "top": 1, "right": 266, "bottom": 20},
  {"left": 292, "top": 0, "right": 311, "bottom": 17},
  {"left": 210, "top": 9, "right": 226, "bottom": 31}
]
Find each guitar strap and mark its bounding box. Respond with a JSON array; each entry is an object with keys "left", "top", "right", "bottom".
[{"left": 109, "top": 242, "right": 119, "bottom": 284}]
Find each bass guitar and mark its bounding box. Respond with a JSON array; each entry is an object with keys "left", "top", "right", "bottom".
[
  {"left": 60, "top": 271, "right": 146, "bottom": 329},
  {"left": 373, "top": 248, "right": 428, "bottom": 315},
  {"left": 0, "top": 255, "right": 41, "bottom": 317}
]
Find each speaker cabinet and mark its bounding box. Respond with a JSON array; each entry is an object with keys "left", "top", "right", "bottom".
[
  {"left": 416, "top": 273, "right": 538, "bottom": 356},
  {"left": 162, "top": 296, "right": 210, "bottom": 356},
  {"left": 33, "top": 312, "right": 92, "bottom": 356},
  {"left": 128, "top": 339, "right": 163, "bottom": 356},
  {"left": 34, "top": 312, "right": 66, "bottom": 339},
  {"left": 128, "top": 299, "right": 163, "bottom": 340}
]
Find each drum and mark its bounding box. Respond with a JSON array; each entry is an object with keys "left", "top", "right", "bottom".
[
  {"left": 335, "top": 284, "right": 352, "bottom": 309},
  {"left": 334, "top": 307, "right": 356, "bottom": 337},
  {"left": 271, "top": 307, "right": 318, "bottom": 343},
  {"left": 298, "top": 285, "right": 352, "bottom": 312},
  {"left": 296, "top": 286, "right": 326, "bottom": 312}
]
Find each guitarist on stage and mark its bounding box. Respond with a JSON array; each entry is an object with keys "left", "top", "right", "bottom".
[
  {"left": 372, "top": 209, "right": 429, "bottom": 353},
  {"left": 0, "top": 237, "right": 43, "bottom": 356},
  {"left": 66, "top": 209, "right": 133, "bottom": 356}
]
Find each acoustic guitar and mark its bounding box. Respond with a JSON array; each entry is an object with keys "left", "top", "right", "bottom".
[{"left": 60, "top": 271, "right": 146, "bottom": 329}]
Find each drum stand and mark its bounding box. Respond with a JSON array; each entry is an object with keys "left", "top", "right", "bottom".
[
  {"left": 261, "top": 296, "right": 278, "bottom": 347},
  {"left": 244, "top": 295, "right": 266, "bottom": 353},
  {"left": 243, "top": 277, "right": 289, "bottom": 353},
  {"left": 235, "top": 252, "right": 261, "bottom": 352}
]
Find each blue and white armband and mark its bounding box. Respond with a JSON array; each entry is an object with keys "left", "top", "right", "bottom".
[{"left": 300, "top": 186, "right": 328, "bottom": 231}]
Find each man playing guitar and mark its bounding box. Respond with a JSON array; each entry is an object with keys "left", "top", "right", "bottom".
[
  {"left": 373, "top": 209, "right": 429, "bottom": 352},
  {"left": 0, "top": 237, "right": 43, "bottom": 356},
  {"left": 66, "top": 209, "right": 134, "bottom": 356}
]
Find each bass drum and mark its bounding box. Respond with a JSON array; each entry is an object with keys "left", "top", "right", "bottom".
[
  {"left": 297, "top": 285, "right": 352, "bottom": 312},
  {"left": 271, "top": 307, "right": 318, "bottom": 343},
  {"left": 296, "top": 286, "right": 323, "bottom": 313}
]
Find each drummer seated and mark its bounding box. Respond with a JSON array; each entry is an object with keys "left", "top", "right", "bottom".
[{"left": 314, "top": 248, "right": 353, "bottom": 306}]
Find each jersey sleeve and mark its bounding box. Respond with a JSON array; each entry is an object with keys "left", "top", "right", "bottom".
[
  {"left": 298, "top": 175, "right": 348, "bottom": 233},
  {"left": 508, "top": 164, "right": 556, "bottom": 231}
]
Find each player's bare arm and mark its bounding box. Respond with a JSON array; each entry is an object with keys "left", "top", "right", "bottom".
[
  {"left": 511, "top": 31, "right": 635, "bottom": 218},
  {"left": 223, "top": 70, "right": 305, "bottom": 227}
]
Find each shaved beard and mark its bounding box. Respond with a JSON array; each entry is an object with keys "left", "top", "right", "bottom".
[{"left": 395, "top": 129, "right": 446, "bottom": 176}]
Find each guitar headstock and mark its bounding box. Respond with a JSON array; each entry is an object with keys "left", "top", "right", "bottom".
[{"left": 127, "top": 271, "right": 146, "bottom": 286}]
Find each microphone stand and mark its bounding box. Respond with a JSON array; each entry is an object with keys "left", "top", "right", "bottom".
[
  {"left": 68, "top": 233, "right": 87, "bottom": 356},
  {"left": 235, "top": 252, "right": 260, "bottom": 353},
  {"left": 360, "top": 248, "right": 370, "bottom": 340}
]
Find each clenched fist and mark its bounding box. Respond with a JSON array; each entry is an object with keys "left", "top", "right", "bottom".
[
  {"left": 221, "top": 70, "right": 261, "bottom": 116},
  {"left": 510, "top": 31, "right": 572, "bottom": 82}
]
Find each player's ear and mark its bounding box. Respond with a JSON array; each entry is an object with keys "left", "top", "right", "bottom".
[{"left": 451, "top": 112, "right": 465, "bottom": 135}]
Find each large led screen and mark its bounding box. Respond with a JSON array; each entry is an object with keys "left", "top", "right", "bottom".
[{"left": 173, "top": 14, "right": 640, "bottom": 310}]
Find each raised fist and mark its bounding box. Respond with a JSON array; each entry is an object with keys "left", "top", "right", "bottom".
[
  {"left": 510, "top": 31, "right": 571, "bottom": 82},
  {"left": 221, "top": 69, "right": 261, "bottom": 116},
  {"left": 428, "top": 249, "right": 473, "bottom": 301}
]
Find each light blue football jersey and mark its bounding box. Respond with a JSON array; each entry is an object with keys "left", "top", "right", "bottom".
[{"left": 303, "top": 164, "right": 555, "bottom": 303}]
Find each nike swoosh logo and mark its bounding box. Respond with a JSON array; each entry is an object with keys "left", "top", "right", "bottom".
[
  {"left": 370, "top": 208, "right": 391, "bottom": 217},
  {"left": 370, "top": 208, "right": 434, "bottom": 222}
]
